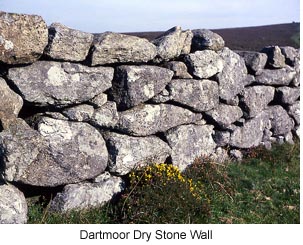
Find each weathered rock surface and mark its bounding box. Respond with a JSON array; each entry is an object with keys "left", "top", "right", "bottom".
[
  {"left": 152, "top": 26, "right": 193, "bottom": 61},
  {"left": 216, "top": 48, "right": 248, "bottom": 100},
  {"left": 230, "top": 112, "right": 271, "bottom": 148},
  {"left": 255, "top": 66, "right": 296, "bottom": 86},
  {"left": 103, "top": 132, "right": 171, "bottom": 175},
  {"left": 50, "top": 177, "right": 124, "bottom": 212},
  {"left": 213, "top": 130, "right": 230, "bottom": 146},
  {"left": 150, "top": 89, "right": 171, "bottom": 103},
  {"left": 280, "top": 46, "right": 299, "bottom": 66},
  {"left": 240, "top": 86, "right": 275, "bottom": 118},
  {"left": 90, "top": 101, "right": 119, "bottom": 128},
  {"left": 184, "top": 50, "right": 224, "bottom": 79},
  {"left": 261, "top": 46, "right": 286, "bottom": 68},
  {"left": 191, "top": 29, "right": 225, "bottom": 51},
  {"left": 165, "top": 124, "right": 216, "bottom": 171},
  {"left": 8, "top": 61, "right": 114, "bottom": 107},
  {"left": 89, "top": 93, "right": 107, "bottom": 108},
  {"left": 205, "top": 104, "right": 243, "bottom": 128},
  {"left": 276, "top": 87, "right": 300, "bottom": 105},
  {"left": 117, "top": 104, "right": 202, "bottom": 136},
  {"left": 0, "top": 182, "right": 27, "bottom": 224},
  {"left": 111, "top": 65, "right": 173, "bottom": 109},
  {"left": 168, "top": 79, "right": 219, "bottom": 112},
  {"left": 287, "top": 101, "right": 300, "bottom": 125},
  {"left": 236, "top": 51, "right": 267, "bottom": 74},
  {"left": 0, "top": 117, "right": 108, "bottom": 186},
  {"left": 163, "top": 61, "right": 192, "bottom": 79},
  {"left": 0, "top": 77, "right": 23, "bottom": 118},
  {"left": 266, "top": 106, "right": 294, "bottom": 136},
  {"left": 90, "top": 32, "right": 157, "bottom": 65},
  {"left": 62, "top": 104, "right": 94, "bottom": 122},
  {"left": 44, "top": 22, "right": 94, "bottom": 62},
  {"left": 0, "top": 12, "right": 48, "bottom": 64}
]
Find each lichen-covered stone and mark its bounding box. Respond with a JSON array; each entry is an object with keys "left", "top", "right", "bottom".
[
  {"left": 152, "top": 26, "right": 193, "bottom": 61},
  {"left": 280, "top": 46, "right": 300, "bottom": 66},
  {"left": 266, "top": 105, "right": 294, "bottom": 136},
  {"left": 8, "top": 61, "right": 114, "bottom": 107},
  {"left": 50, "top": 177, "right": 124, "bottom": 212},
  {"left": 165, "top": 124, "right": 216, "bottom": 171},
  {"left": 0, "top": 77, "right": 23, "bottom": 120},
  {"left": 256, "top": 66, "right": 296, "bottom": 86},
  {"left": 276, "top": 87, "right": 300, "bottom": 105},
  {"left": 163, "top": 61, "right": 192, "bottom": 79},
  {"left": 0, "top": 11, "right": 48, "bottom": 64},
  {"left": 287, "top": 101, "right": 300, "bottom": 125},
  {"left": 44, "top": 22, "right": 94, "bottom": 62},
  {"left": 89, "top": 93, "right": 108, "bottom": 108},
  {"left": 111, "top": 65, "right": 173, "bottom": 109},
  {"left": 216, "top": 48, "right": 248, "bottom": 100},
  {"left": 62, "top": 104, "right": 94, "bottom": 122},
  {"left": 90, "top": 32, "right": 157, "bottom": 65},
  {"left": 184, "top": 50, "right": 224, "bottom": 79},
  {"left": 0, "top": 183, "right": 27, "bottom": 224},
  {"left": 0, "top": 117, "right": 108, "bottom": 186},
  {"left": 90, "top": 101, "right": 119, "bottom": 128},
  {"left": 191, "top": 29, "right": 225, "bottom": 51},
  {"left": 240, "top": 86, "right": 275, "bottom": 118},
  {"left": 205, "top": 104, "right": 243, "bottom": 128},
  {"left": 236, "top": 51, "right": 267, "bottom": 74},
  {"left": 104, "top": 132, "right": 171, "bottom": 175},
  {"left": 117, "top": 104, "right": 202, "bottom": 136},
  {"left": 261, "top": 46, "right": 286, "bottom": 68},
  {"left": 168, "top": 79, "right": 219, "bottom": 112},
  {"left": 230, "top": 112, "right": 271, "bottom": 148}
]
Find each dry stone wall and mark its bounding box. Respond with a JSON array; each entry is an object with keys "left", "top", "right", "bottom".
[{"left": 0, "top": 11, "right": 300, "bottom": 223}]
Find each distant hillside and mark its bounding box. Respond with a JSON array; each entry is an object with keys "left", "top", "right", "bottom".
[{"left": 125, "top": 23, "right": 300, "bottom": 51}]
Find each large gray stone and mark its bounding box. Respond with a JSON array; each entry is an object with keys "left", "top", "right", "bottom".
[
  {"left": 116, "top": 104, "right": 202, "bottom": 136},
  {"left": 287, "top": 101, "right": 300, "bottom": 125},
  {"left": 0, "top": 182, "right": 27, "bottom": 224},
  {"left": 191, "top": 29, "right": 225, "bottom": 51},
  {"left": 240, "top": 86, "right": 275, "bottom": 118},
  {"left": 266, "top": 106, "right": 294, "bottom": 136},
  {"left": 44, "top": 22, "right": 94, "bottom": 62},
  {"left": 111, "top": 65, "right": 173, "bottom": 109},
  {"left": 0, "top": 77, "right": 23, "bottom": 126},
  {"left": 280, "top": 46, "right": 300, "bottom": 66},
  {"left": 168, "top": 79, "right": 219, "bottom": 112},
  {"left": 0, "top": 11, "right": 48, "bottom": 64},
  {"left": 255, "top": 66, "right": 296, "bottom": 86},
  {"left": 50, "top": 176, "right": 124, "bottom": 212},
  {"left": 261, "top": 46, "right": 286, "bottom": 68},
  {"left": 163, "top": 61, "right": 192, "bottom": 79},
  {"left": 0, "top": 117, "right": 108, "bottom": 186},
  {"left": 184, "top": 50, "right": 224, "bottom": 79},
  {"left": 152, "top": 26, "right": 193, "bottom": 61},
  {"left": 104, "top": 132, "right": 171, "bottom": 175},
  {"left": 230, "top": 112, "right": 271, "bottom": 148},
  {"left": 165, "top": 124, "right": 216, "bottom": 171},
  {"left": 205, "top": 104, "right": 243, "bottom": 128},
  {"left": 90, "top": 32, "right": 157, "bottom": 65},
  {"left": 90, "top": 101, "right": 119, "bottom": 128},
  {"left": 276, "top": 87, "right": 300, "bottom": 105},
  {"left": 236, "top": 51, "right": 267, "bottom": 74},
  {"left": 8, "top": 61, "right": 114, "bottom": 107},
  {"left": 216, "top": 48, "right": 248, "bottom": 100}
]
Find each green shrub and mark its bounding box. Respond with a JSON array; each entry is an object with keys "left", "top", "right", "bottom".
[{"left": 115, "top": 163, "right": 211, "bottom": 223}]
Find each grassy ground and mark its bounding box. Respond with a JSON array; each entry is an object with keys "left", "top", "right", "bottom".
[{"left": 27, "top": 140, "right": 300, "bottom": 224}]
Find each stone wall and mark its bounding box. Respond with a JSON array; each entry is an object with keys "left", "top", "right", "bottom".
[{"left": 0, "top": 12, "right": 300, "bottom": 223}]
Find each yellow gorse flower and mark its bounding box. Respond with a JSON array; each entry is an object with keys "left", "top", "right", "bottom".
[{"left": 128, "top": 163, "right": 206, "bottom": 201}]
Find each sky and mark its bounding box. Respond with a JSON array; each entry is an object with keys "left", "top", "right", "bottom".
[{"left": 0, "top": 0, "right": 300, "bottom": 33}]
